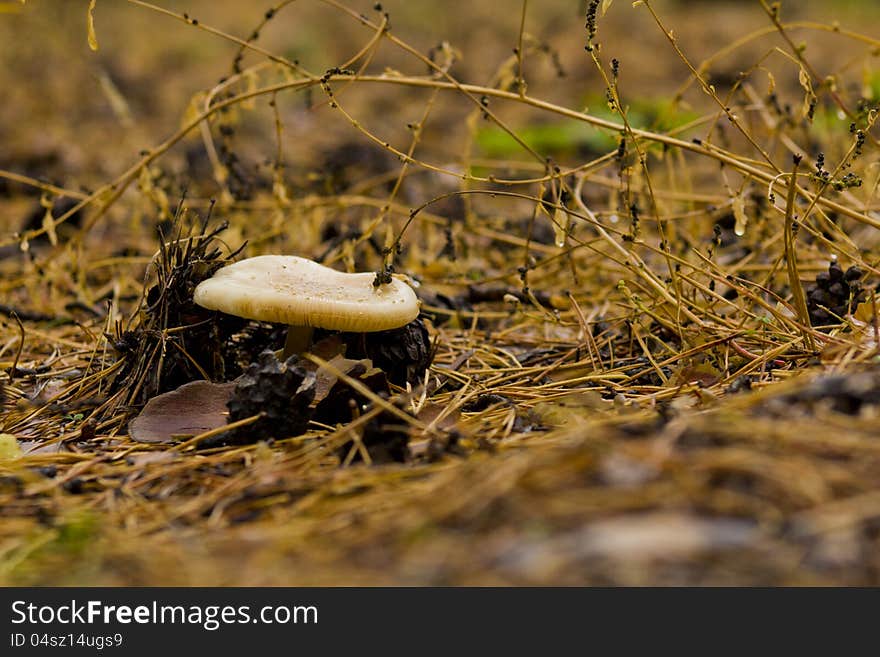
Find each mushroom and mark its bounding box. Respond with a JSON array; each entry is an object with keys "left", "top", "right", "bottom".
[{"left": 193, "top": 255, "right": 420, "bottom": 358}]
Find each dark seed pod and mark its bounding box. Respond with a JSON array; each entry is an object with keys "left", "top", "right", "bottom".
[
  {"left": 805, "top": 261, "right": 868, "bottom": 329},
  {"left": 809, "top": 288, "right": 831, "bottom": 306},
  {"left": 828, "top": 262, "right": 844, "bottom": 282},
  {"left": 223, "top": 350, "right": 315, "bottom": 444},
  {"left": 828, "top": 282, "right": 847, "bottom": 298}
]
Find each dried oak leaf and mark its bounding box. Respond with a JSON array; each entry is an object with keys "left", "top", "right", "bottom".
[{"left": 129, "top": 380, "right": 236, "bottom": 443}]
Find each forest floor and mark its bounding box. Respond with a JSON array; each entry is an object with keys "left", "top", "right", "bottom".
[{"left": 2, "top": 0, "right": 880, "bottom": 585}]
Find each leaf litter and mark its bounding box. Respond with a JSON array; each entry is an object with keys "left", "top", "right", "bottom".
[{"left": 2, "top": 0, "right": 880, "bottom": 585}]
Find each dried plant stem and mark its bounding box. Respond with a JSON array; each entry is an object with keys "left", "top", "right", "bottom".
[{"left": 783, "top": 155, "right": 814, "bottom": 352}]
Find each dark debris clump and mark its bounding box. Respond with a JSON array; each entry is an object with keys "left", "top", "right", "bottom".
[
  {"left": 222, "top": 350, "right": 316, "bottom": 445},
  {"left": 805, "top": 261, "right": 865, "bottom": 328},
  {"left": 334, "top": 318, "right": 433, "bottom": 388},
  {"left": 763, "top": 368, "right": 880, "bottom": 417},
  {"left": 346, "top": 409, "right": 412, "bottom": 464},
  {"left": 311, "top": 359, "right": 389, "bottom": 426}
]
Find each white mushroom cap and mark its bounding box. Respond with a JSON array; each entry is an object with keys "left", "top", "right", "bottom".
[{"left": 193, "top": 255, "right": 420, "bottom": 332}]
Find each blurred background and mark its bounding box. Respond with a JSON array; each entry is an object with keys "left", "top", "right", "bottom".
[{"left": 3, "top": 0, "right": 879, "bottom": 228}]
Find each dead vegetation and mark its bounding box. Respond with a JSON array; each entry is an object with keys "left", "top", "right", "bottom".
[{"left": 2, "top": 0, "right": 880, "bottom": 585}]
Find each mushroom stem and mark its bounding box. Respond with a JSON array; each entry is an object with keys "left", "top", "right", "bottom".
[{"left": 283, "top": 325, "right": 315, "bottom": 359}]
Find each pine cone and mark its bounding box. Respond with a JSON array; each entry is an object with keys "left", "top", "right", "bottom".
[
  {"left": 225, "top": 350, "right": 315, "bottom": 443},
  {"left": 342, "top": 318, "right": 432, "bottom": 387},
  {"left": 805, "top": 262, "right": 865, "bottom": 328}
]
